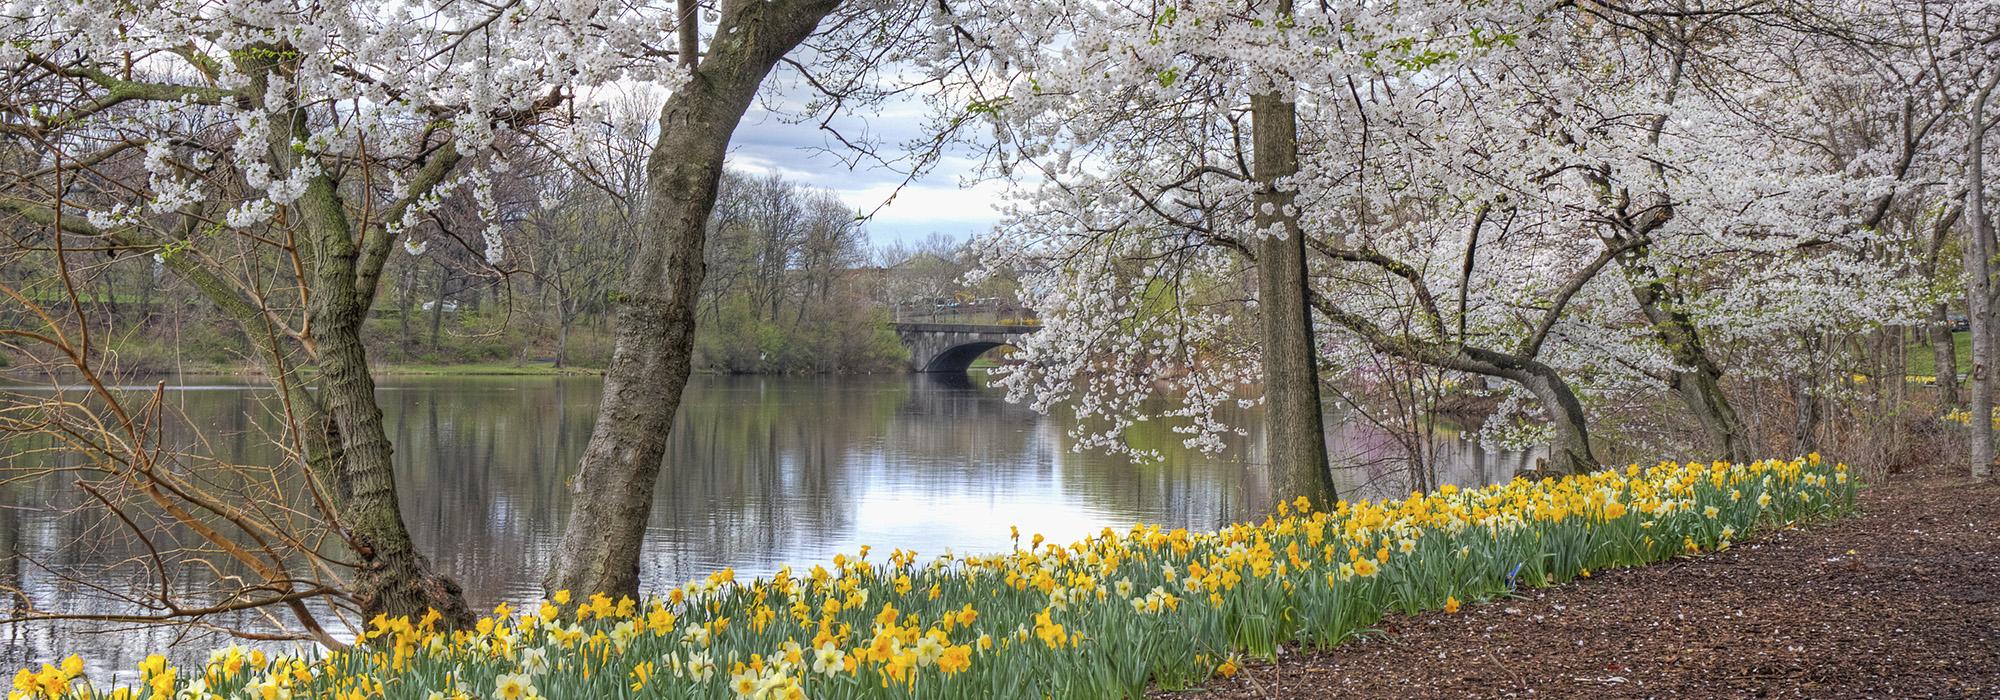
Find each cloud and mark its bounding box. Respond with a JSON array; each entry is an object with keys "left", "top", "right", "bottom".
[
  {"left": 723, "top": 95, "right": 1005, "bottom": 248},
  {"left": 838, "top": 177, "right": 1006, "bottom": 246},
  {"left": 838, "top": 178, "right": 1005, "bottom": 227},
  {"left": 564, "top": 53, "right": 1019, "bottom": 249}
]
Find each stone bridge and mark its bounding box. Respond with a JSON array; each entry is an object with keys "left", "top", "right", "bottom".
[{"left": 892, "top": 322, "right": 1040, "bottom": 373}]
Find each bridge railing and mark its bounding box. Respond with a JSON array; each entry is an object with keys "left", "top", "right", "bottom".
[
  {"left": 890, "top": 320, "right": 1042, "bottom": 334},
  {"left": 891, "top": 301, "right": 1040, "bottom": 327}
]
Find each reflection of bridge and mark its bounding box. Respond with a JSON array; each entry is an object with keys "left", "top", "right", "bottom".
[{"left": 892, "top": 322, "right": 1040, "bottom": 373}]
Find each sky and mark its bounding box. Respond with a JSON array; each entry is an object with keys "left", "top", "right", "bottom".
[{"left": 720, "top": 85, "right": 1006, "bottom": 250}]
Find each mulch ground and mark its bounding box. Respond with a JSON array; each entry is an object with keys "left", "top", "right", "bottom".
[{"left": 1159, "top": 468, "right": 2000, "bottom": 699}]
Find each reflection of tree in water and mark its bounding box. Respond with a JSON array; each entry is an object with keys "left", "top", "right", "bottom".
[
  {"left": 887, "top": 373, "right": 1037, "bottom": 462},
  {"left": 886, "top": 373, "right": 1273, "bottom": 533},
  {"left": 385, "top": 377, "right": 594, "bottom": 602},
  {"left": 0, "top": 403, "right": 340, "bottom": 674},
  {"left": 1, "top": 483, "right": 23, "bottom": 666},
  {"left": 307, "top": 374, "right": 917, "bottom": 597},
  {"left": 642, "top": 375, "right": 907, "bottom": 583},
  {"left": 1429, "top": 428, "right": 1540, "bottom": 492},
  {"left": 1329, "top": 418, "right": 1544, "bottom": 502},
  {"left": 645, "top": 371, "right": 1276, "bottom": 577}
]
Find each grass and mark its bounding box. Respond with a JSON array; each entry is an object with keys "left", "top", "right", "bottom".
[{"left": 1906, "top": 330, "right": 1972, "bottom": 380}]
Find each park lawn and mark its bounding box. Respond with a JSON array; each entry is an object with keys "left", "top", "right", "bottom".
[{"left": 1906, "top": 330, "right": 1972, "bottom": 380}]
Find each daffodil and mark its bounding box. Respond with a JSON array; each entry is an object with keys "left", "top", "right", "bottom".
[
  {"left": 811, "top": 644, "right": 845, "bottom": 676},
  {"left": 491, "top": 673, "right": 535, "bottom": 700}
]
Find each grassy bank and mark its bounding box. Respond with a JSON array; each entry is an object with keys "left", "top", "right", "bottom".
[{"left": 369, "top": 361, "right": 601, "bottom": 377}]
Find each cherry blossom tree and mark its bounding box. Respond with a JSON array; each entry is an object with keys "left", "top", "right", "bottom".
[
  {"left": 0, "top": 0, "right": 624, "bottom": 627},
  {"left": 958, "top": 0, "right": 1637, "bottom": 477},
  {"left": 959, "top": 0, "right": 1940, "bottom": 479}
]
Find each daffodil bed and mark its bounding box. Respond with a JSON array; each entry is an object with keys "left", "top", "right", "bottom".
[{"left": 12, "top": 456, "right": 1855, "bottom": 700}]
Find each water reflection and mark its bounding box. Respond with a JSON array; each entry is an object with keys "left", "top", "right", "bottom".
[{"left": 1, "top": 371, "right": 1534, "bottom": 670}]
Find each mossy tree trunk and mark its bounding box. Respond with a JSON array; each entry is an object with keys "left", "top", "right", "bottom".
[
  {"left": 1612, "top": 248, "right": 1750, "bottom": 464},
  {"left": 251, "top": 48, "right": 479, "bottom": 626}
]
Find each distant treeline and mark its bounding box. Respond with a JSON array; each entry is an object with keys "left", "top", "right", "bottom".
[{"left": 0, "top": 169, "right": 1013, "bottom": 376}]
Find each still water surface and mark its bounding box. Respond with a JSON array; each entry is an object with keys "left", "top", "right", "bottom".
[{"left": 1, "top": 372, "right": 1533, "bottom": 671}]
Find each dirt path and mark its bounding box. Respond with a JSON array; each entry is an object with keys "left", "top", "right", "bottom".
[{"left": 1160, "top": 471, "right": 2000, "bottom": 699}]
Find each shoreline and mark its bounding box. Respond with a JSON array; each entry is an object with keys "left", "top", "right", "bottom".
[{"left": 0, "top": 360, "right": 978, "bottom": 381}]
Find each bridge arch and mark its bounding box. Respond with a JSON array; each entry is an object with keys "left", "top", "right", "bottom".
[
  {"left": 919, "top": 340, "right": 1014, "bottom": 373},
  {"left": 892, "top": 322, "right": 1040, "bottom": 374}
]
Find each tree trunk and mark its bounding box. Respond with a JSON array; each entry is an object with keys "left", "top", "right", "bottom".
[
  {"left": 1793, "top": 371, "right": 1822, "bottom": 455},
  {"left": 399, "top": 263, "right": 417, "bottom": 351},
  {"left": 240, "top": 48, "right": 476, "bottom": 626},
  {"left": 1965, "top": 71, "right": 1999, "bottom": 480},
  {"left": 1615, "top": 250, "right": 1749, "bottom": 463},
  {"left": 1931, "top": 303, "right": 1961, "bottom": 407},
  {"left": 1921, "top": 206, "right": 1965, "bottom": 410},
  {"left": 429, "top": 262, "right": 447, "bottom": 351},
  {"left": 544, "top": 0, "right": 839, "bottom": 598},
  {"left": 1615, "top": 46, "right": 1749, "bottom": 463},
  {"left": 1440, "top": 346, "right": 1599, "bottom": 474},
  {"left": 1250, "top": 43, "right": 1335, "bottom": 507},
  {"left": 553, "top": 246, "right": 569, "bottom": 369},
  {"left": 297, "top": 178, "right": 475, "bottom": 627},
  {"left": 1671, "top": 361, "right": 1747, "bottom": 462},
  {"left": 1517, "top": 362, "right": 1596, "bottom": 475},
  {"left": 555, "top": 284, "right": 573, "bottom": 370},
  {"left": 1310, "top": 297, "right": 1601, "bottom": 475}
]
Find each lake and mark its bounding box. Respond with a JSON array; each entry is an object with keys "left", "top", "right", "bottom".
[{"left": 0, "top": 371, "right": 1534, "bottom": 673}]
